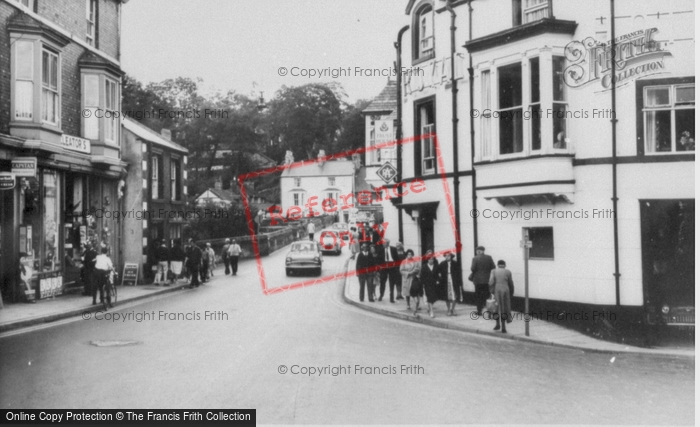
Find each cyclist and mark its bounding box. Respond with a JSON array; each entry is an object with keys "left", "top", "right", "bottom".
[{"left": 94, "top": 247, "right": 115, "bottom": 307}]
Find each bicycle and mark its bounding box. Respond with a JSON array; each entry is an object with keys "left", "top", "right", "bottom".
[{"left": 101, "top": 269, "right": 118, "bottom": 310}]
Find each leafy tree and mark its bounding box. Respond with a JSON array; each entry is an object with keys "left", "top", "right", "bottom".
[{"left": 333, "top": 99, "right": 372, "bottom": 157}]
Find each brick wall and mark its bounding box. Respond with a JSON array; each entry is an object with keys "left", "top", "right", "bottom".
[
  {"left": 36, "top": 0, "right": 120, "bottom": 59},
  {"left": 0, "top": 4, "right": 13, "bottom": 134}
]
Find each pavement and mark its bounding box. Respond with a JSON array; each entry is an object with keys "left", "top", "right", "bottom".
[
  {"left": 341, "top": 258, "right": 695, "bottom": 360},
  {"left": 1, "top": 258, "right": 694, "bottom": 360}
]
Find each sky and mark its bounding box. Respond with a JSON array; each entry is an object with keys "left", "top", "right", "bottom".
[{"left": 121, "top": 0, "right": 411, "bottom": 103}]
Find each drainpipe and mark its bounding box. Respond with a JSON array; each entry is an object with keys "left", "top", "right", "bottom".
[
  {"left": 609, "top": 0, "right": 621, "bottom": 305},
  {"left": 395, "top": 25, "right": 409, "bottom": 244},
  {"left": 466, "top": 0, "right": 477, "bottom": 253},
  {"left": 445, "top": 1, "right": 463, "bottom": 266}
]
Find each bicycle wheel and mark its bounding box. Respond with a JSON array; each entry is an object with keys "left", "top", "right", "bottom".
[
  {"left": 111, "top": 284, "right": 117, "bottom": 306},
  {"left": 102, "top": 284, "right": 110, "bottom": 311}
]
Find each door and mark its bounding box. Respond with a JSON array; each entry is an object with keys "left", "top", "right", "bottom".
[{"left": 419, "top": 210, "right": 434, "bottom": 255}]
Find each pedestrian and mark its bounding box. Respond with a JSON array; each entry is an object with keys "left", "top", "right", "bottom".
[
  {"left": 154, "top": 239, "right": 170, "bottom": 286},
  {"left": 420, "top": 250, "right": 441, "bottom": 318},
  {"left": 201, "top": 243, "right": 213, "bottom": 282},
  {"left": 222, "top": 238, "right": 231, "bottom": 275},
  {"left": 355, "top": 243, "right": 375, "bottom": 302},
  {"left": 471, "top": 245, "right": 496, "bottom": 312},
  {"left": 439, "top": 252, "right": 462, "bottom": 316},
  {"left": 83, "top": 241, "right": 98, "bottom": 304},
  {"left": 349, "top": 226, "right": 360, "bottom": 259},
  {"left": 185, "top": 239, "right": 202, "bottom": 288},
  {"left": 400, "top": 249, "right": 421, "bottom": 312},
  {"left": 370, "top": 245, "right": 381, "bottom": 301},
  {"left": 307, "top": 221, "right": 315, "bottom": 241},
  {"left": 489, "top": 260, "right": 514, "bottom": 333},
  {"left": 169, "top": 238, "right": 185, "bottom": 285},
  {"left": 378, "top": 239, "right": 402, "bottom": 303},
  {"left": 205, "top": 243, "right": 216, "bottom": 279},
  {"left": 228, "top": 239, "right": 242, "bottom": 275},
  {"left": 94, "top": 247, "right": 114, "bottom": 307}
]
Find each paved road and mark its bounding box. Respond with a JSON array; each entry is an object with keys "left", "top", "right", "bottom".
[{"left": 0, "top": 242, "right": 694, "bottom": 424}]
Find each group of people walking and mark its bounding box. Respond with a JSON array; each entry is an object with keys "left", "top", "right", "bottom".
[
  {"left": 151, "top": 238, "right": 241, "bottom": 289},
  {"left": 356, "top": 242, "right": 515, "bottom": 332}
]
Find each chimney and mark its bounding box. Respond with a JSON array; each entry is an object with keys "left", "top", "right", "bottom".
[{"left": 161, "top": 128, "right": 172, "bottom": 140}]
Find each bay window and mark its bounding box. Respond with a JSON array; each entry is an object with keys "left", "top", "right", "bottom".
[
  {"left": 15, "top": 41, "right": 34, "bottom": 120},
  {"left": 81, "top": 72, "right": 121, "bottom": 144},
  {"left": 105, "top": 78, "right": 118, "bottom": 143},
  {"left": 498, "top": 63, "right": 523, "bottom": 155},
  {"left": 41, "top": 49, "right": 59, "bottom": 125},
  {"left": 643, "top": 84, "right": 695, "bottom": 153}
]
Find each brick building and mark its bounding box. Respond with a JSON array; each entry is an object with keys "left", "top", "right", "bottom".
[{"left": 0, "top": 0, "right": 127, "bottom": 302}]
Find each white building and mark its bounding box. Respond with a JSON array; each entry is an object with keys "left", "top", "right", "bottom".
[
  {"left": 279, "top": 155, "right": 356, "bottom": 223},
  {"left": 395, "top": 0, "right": 694, "bottom": 336}
]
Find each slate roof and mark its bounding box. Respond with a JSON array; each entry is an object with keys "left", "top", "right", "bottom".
[{"left": 362, "top": 80, "right": 397, "bottom": 115}]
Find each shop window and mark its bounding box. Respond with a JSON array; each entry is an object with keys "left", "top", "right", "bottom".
[
  {"left": 513, "top": 0, "right": 550, "bottom": 26},
  {"left": 643, "top": 83, "right": 695, "bottom": 153},
  {"left": 413, "top": 3, "right": 434, "bottom": 61},
  {"left": 498, "top": 62, "right": 523, "bottom": 155},
  {"left": 86, "top": 0, "right": 96, "bottom": 47},
  {"left": 527, "top": 227, "right": 554, "bottom": 259},
  {"left": 415, "top": 99, "right": 436, "bottom": 176}
]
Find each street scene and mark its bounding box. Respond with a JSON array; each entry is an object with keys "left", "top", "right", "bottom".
[{"left": 0, "top": 0, "right": 695, "bottom": 425}]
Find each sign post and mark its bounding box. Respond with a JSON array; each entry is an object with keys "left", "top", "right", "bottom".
[
  {"left": 121, "top": 263, "right": 139, "bottom": 286},
  {"left": 520, "top": 229, "right": 532, "bottom": 337}
]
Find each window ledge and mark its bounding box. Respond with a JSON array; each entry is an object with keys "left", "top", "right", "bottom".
[
  {"left": 464, "top": 18, "right": 578, "bottom": 53},
  {"left": 412, "top": 54, "right": 436, "bottom": 67}
]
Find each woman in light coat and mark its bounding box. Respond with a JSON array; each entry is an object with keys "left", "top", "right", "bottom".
[
  {"left": 400, "top": 249, "right": 421, "bottom": 313},
  {"left": 489, "top": 259, "right": 514, "bottom": 333}
]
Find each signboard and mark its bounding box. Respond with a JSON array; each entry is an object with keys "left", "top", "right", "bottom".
[
  {"left": 122, "top": 263, "right": 139, "bottom": 286},
  {"left": 376, "top": 162, "right": 398, "bottom": 184},
  {"left": 61, "top": 134, "right": 91, "bottom": 154},
  {"left": 375, "top": 120, "right": 394, "bottom": 144},
  {"left": 0, "top": 172, "right": 15, "bottom": 190},
  {"left": 11, "top": 157, "right": 37, "bottom": 177},
  {"left": 39, "top": 273, "right": 63, "bottom": 299}
]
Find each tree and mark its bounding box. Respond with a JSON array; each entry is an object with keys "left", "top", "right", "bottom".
[{"left": 333, "top": 99, "right": 372, "bottom": 157}]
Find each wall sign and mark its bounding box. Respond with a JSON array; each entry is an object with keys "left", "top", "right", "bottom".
[
  {"left": 11, "top": 157, "right": 37, "bottom": 177},
  {"left": 61, "top": 134, "right": 91, "bottom": 154},
  {"left": 0, "top": 172, "right": 15, "bottom": 190},
  {"left": 564, "top": 27, "right": 672, "bottom": 90}
]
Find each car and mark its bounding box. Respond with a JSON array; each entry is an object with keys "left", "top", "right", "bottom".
[
  {"left": 330, "top": 222, "right": 351, "bottom": 241},
  {"left": 285, "top": 241, "right": 323, "bottom": 276},
  {"left": 319, "top": 230, "right": 342, "bottom": 255}
]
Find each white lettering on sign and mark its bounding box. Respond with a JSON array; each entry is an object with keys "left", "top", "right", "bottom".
[
  {"left": 11, "top": 157, "right": 37, "bottom": 177},
  {"left": 61, "top": 134, "right": 91, "bottom": 154}
]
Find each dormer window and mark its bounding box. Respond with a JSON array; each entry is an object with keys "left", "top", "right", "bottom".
[
  {"left": 513, "top": 0, "right": 551, "bottom": 26},
  {"left": 413, "top": 3, "right": 434, "bottom": 62}
]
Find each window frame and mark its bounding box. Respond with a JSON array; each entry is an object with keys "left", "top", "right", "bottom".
[
  {"left": 414, "top": 96, "right": 436, "bottom": 176},
  {"left": 497, "top": 62, "right": 524, "bottom": 156},
  {"left": 551, "top": 56, "right": 568, "bottom": 150},
  {"left": 641, "top": 82, "right": 695, "bottom": 155},
  {"left": 80, "top": 71, "right": 121, "bottom": 145},
  {"left": 526, "top": 226, "right": 554, "bottom": 260},
  {"left": 412, "top": 1, "right": 435, "bottom": 64},
  {"left": 86, "top": 0, "right": 96, "bottom": 47},
  {"left": 513, "top": 0, "right": 552, "bottom": 26},
  {"left": 170, "top": 157, "right": 182, "bottom": 202},
  {"left": 328, "top": 177, "right": 336, "bottom": 186},
  {"left": 41, "top": 47, "right": 60, "bottom": 126},
  {"left": 294, "top": 177, "right": 301, "bottom": 187},
  {"left": 14, "top": 39, "right": 34, "bottom": 121},
  {"left": 151, "top": 154, "right": 164, "bottom": 200},
  {"left": 104, "top": 77, "right": 118, "bottom": 144}
]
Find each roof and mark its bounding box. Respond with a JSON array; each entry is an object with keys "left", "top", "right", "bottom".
[
  {"left": 196, "top": 188, "right": 240, "bottom": 203},
  {"left": 281, "top": 160, "right": 355, "bottom": 177},
  {"left": 122, "top": 118, "right": 188, "bottom": 154},
  {"left": 362, "top": 80, "right": 397, "bottom": 115}
]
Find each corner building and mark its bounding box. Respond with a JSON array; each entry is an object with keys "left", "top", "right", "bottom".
[
  {"left": 0, "top": 0, "right": 127, "bottom": 301},
  {"left": 396, "top": 0, "right": 694, "bottom": 338}
]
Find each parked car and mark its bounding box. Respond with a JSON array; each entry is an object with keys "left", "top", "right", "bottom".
[
  {"left": 320, "top": 230, "right": 342, "bottom": 255},
  {"left": 285, "top": 241, "right": 323, "bottom": 276},
  {"left": 330, "top": 222, "right": 350, "bottom": 240}
]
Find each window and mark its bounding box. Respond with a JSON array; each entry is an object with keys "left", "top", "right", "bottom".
[
  {"left": 415, "top": 100, "right": 436, "bottom": 175},
  {"left": 480, "top": 71, "right": 492, "bottom": 158},
  {"left": 513, "top": 0, "right": 550, "bottom": 26},
  {"left": 86, "top": 0, "right": 96, "bottom": 46},
  {"left": 529, "top": 57, "right": 541, "bottom": 150},
  {"left": 552, "top": 56, "right": 568, "bottom": 149},
  {"left": 644, "top": 84, "right": 695, "bottom": 153},
  {"left": 293, "top": 192, "right": 304, "bottom": 207},
  {"left": 294, "top": 177, "right": 301, "bottom": 187},
  {"left": 105, "top": 78, "right": 118, "bottom": 143},
  {"left": 15, "top": 0, "right": 31, "bottom": 7},
  {"left": 328, "top": 177, "right": 335, "bottom": 186},
  {"left": 498, "top": 63, "right": 523, "bottom": 154},
  {"left": 41, "top": 49, "right": 59, "bottom": 125},
  {"left": 413, "top": 4, "right": 434, "bottom": 61},
  {"left": 527, "top": 227, "right": 553, "bottom": 259},
  {"left": 152, "top": 155, "right": 163, "bottom": 199},
  {"left": 171, "top": 159, "right": 181, "bottom": 201},
  {"left": 83, "top": 75, "right": 99, "bottom": 139},
  {"left": 14, "top": 40, "right": 33, "bottom": 120}
]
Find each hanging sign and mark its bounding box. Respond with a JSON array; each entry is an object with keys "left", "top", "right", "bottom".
[{"left": 0, "top": 172, "right": 15, "bottom": 190}]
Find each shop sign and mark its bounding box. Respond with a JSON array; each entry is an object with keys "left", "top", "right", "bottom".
[
  {"left": 122, "top": 263, "right": 139, "bottom": 286},
  {"left": 0, "top": 172, "right": 15, "bottom": 190},
  {"left": 375, "top": 120, "right": 394, "bottom": 145},
  {"left": 61, "top": 134, "right": 91, "bottom": 154},
  {"left": 564, "top": 28, "right": 672, "bottom": 90},
  {"left": 11, "top": 157, "right": 37, "bottom": 177}
]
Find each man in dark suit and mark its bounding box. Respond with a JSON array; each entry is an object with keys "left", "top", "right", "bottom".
[
  {"left": 355, "top": 243, "right": 375, "bottom": 302},
  {"left": 471, "top": 245, "right": 496, "bottom": 313},
  {"left": 378, "top": 239, "right": 402, "bottom": 303},
  {"left": 185, "top": 239, "right": 203, "bottom": 288}
]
